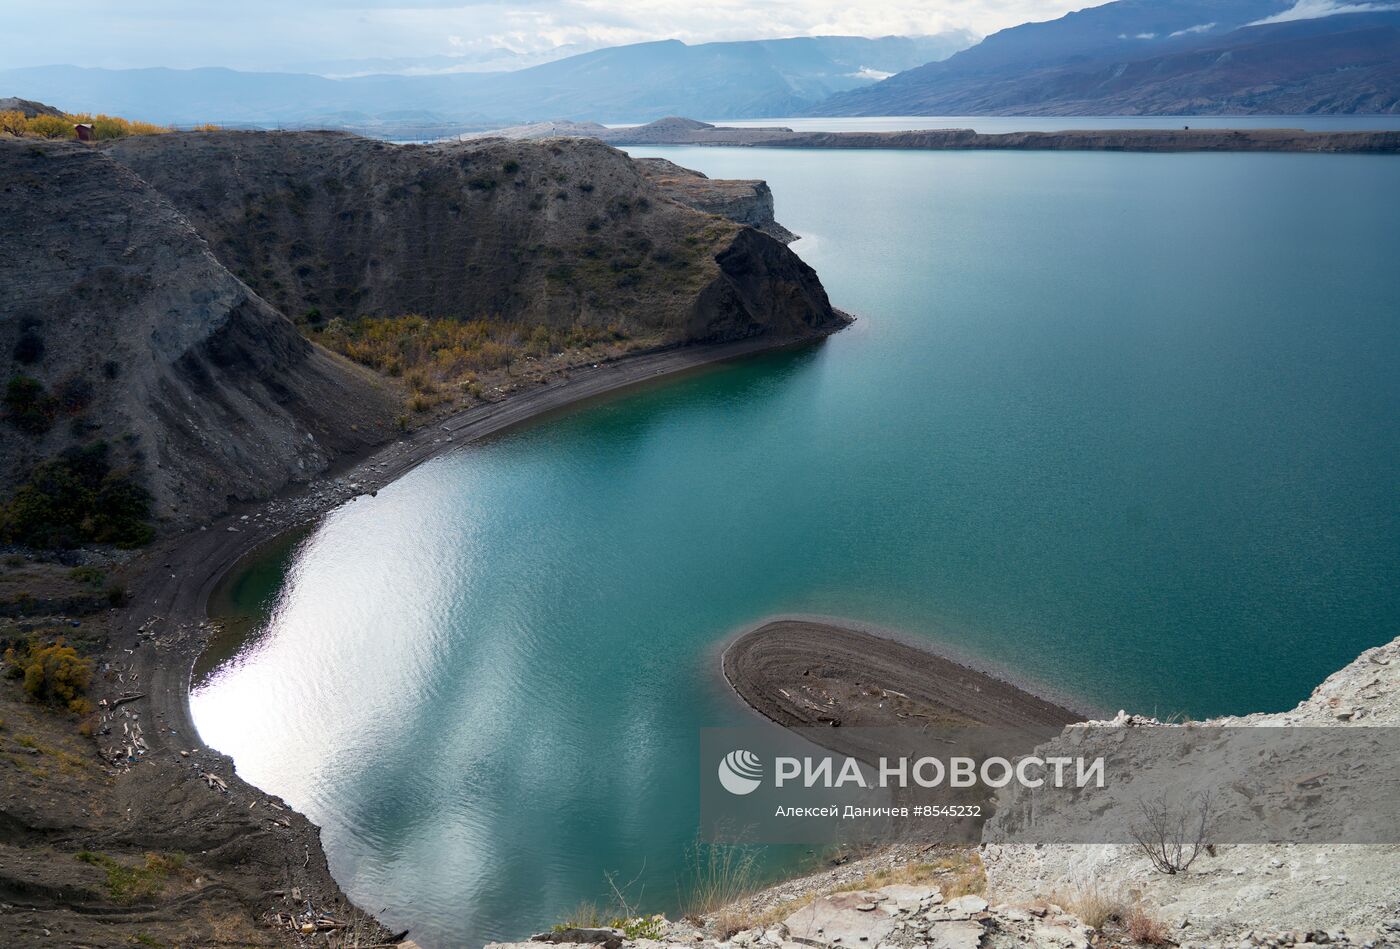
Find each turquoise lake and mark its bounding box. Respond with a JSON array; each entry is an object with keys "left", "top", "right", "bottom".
[{"left": 191, "top": 148, "right": 1400, "bottom": 948}]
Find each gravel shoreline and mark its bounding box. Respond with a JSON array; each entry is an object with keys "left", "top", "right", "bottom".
[
  {"left": 722, "top": 617, "right": 1085, "bottom": 733},
  {"left": 115, "top": 329, "right": 846, "bottom": 942}
]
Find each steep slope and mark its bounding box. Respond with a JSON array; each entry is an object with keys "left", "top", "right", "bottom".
[
  {"left": 810, "top": 3, "right": 1400, "bottom": 115},
  {"left": 0, "top": 34, "right": 976, "bottom": 129},
  {"left": 104, "top": 131, "right": 837, "bottom": 343},
  {"left": 635, "top": 157, "right": 797, "bottom": 243},
  {"left": 0, "top": 139, "right": 396, "bottom": 531}
]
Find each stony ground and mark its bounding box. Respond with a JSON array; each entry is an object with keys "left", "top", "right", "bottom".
[
  {"left": 983, "top": 636, "right": 1400, "bottom": 948},
  {"left": 484, "top": 847, "right": 1117, "bottom": 949},
  {"left": 487, "top": 638, "right": 1400, "bottom": 949}
]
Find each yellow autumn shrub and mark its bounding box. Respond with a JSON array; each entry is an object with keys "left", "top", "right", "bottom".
[{"left": 4, "top": 639, "right": 93, "bottom": 713}]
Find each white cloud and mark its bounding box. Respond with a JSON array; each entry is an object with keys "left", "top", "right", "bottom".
[
  {"left": 1, "top": 0, "right": 1078, "bottom": 70},
  {"left": 850, "top": 66, "right": 895, "bottom": 80},
  {"left": 1250, "top": 0, "right": 1400, "bottom": 25},
  {"left": 1168, "top": 21, "right": 1215, "bottom": 36}
]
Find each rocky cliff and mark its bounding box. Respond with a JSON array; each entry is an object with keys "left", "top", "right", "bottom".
[
  {"left": 105, "top": 132, "right": 836, "bottom": 343},
  {"left": 2, "top": 131, "right": 840, "bottom": 535},
  {"left": 0, "top": 139, "right": 397, "bottom": 530},
  {"left": 982, "top": 636, "right": 1400, "bottom": 943},
  {"left": 635, "top": 157, "right": 797, "bottom": 243}
]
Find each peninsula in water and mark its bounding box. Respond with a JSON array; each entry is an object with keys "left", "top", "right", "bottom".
[{"left": 475, "top": 115, "right": 1400, "bottom": 153}]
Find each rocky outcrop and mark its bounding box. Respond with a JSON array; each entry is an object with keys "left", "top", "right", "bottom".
[
  {"left": 0, "top": 139, "right": 397, "bottom": 527},
  {"left": 0, "top": 97, "right": 64, "bottom": 117},
  {"left": 635, "top": 158, "right": 796, "bottom": 243},
  {"left": 982, "top": 636, "right": 1400, "bottom": 944},
  {"left": 480, "top": 638, "right": 1400, "bottom": 949},
  {"left": 2, "top": 130, "right": 842, "bottom": 532},
  {"left": 104, "top": 131, "right": 839, "bottom": 343},
  {"left": 485, "top": 876, "right": 1101, "bottom": 949}
]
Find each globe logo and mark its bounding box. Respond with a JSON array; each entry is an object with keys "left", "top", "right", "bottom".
[{"left": 718, "top": 750, "right": 763, "bottom": 795}]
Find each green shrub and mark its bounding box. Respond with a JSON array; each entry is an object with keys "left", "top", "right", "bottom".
[
  {"left": 4, "top": 638, "right": 92, "bottom": 713},
  {"left": 12, "top": 333, "right": 44, "bottom": 365},
  {"left": 0, "top": 442, "right": 154, "bottom": 548},
  {"left": 68, "top": 566, "right": 105, "bottom": 586},
  {"left": 4, "top": 375, "right": 56, "bottom": 434},
  {"left": 75, "top": 851, "right": 184, "bottom": 904}
]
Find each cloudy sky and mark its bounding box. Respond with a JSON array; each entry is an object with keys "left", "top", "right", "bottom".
[{"left": 8, "top": 0, "right": 1090, "bottom": 71}]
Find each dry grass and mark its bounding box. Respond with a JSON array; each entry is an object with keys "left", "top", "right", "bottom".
[
  {"left": 315, "top": 314, "right": 625, "bottom": 384},
  {"left": 555, "top": 901, "right": 607, "bottom": 929},
  {"left": 745, "top": 895, "right": 812, "bottom": 931},
  {"left": 1057, "top": 885, "right": 1125, "bottom": 929},
  {"left": 1125, "top": 906, "right": 1172, "bottom": 946},
  {"left": 312, "top": 314, "right": 641, "bottom": 414},
  {"left": 833, "top": 850, "right": 985, "bottom": 900},
  {"left": 683, "top": 842, "right": 761, "bottom": 917},
  {"left": 711, "top": 905, "right": 755, "bottom": 941}
]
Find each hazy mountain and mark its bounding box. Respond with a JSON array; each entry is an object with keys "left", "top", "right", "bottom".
[
  {"left": 281, "top": 45, "right": 592, "bottom": 79},
  {"left": 0, "top": 33, "right": 977, "bottom": 129},
  {"left": 810, "top": 1, "right": 1400, "bottom": 115}
]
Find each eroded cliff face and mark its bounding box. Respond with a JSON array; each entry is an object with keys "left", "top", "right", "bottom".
[
  {"left": 2, "top": 131, "right": 841, "bottom": 532},
  {"left": 0, "top": 140, "right": 396, "bottom": 527},
  {"left": 634, "top": 157, "right": 798, "bottom": 243},
  {"left": 104, "top": 131, "right": 836, "bottom": 345}
]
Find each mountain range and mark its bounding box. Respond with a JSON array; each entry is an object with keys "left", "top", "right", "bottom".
[
  {"left": 0, "top": 34, "right": 975, "bottom": 129},
  {"left": 4, "top": 0, "right": 1399, "bottom": 127},
  {"left": 810, "top": 1, "right": 1400, "bottom": 115}
]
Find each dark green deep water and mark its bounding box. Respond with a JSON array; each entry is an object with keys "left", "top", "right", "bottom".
[{"left": 192, "top": 149, "right": 1400, "bottom": 948}]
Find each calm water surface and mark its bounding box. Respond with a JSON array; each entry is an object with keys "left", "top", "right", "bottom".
[
  {"left": 616, "top": 115, "right": 1400, "bottom": 132},
  {"left": 192, "top": 149, "right": 1400, "bottom": 948}
]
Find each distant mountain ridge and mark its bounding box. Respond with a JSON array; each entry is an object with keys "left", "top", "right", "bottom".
[
  {"left": 0, "top": 33, "right": 976, "bottom": 129},
  {"left": 810, "top": 2, "right": 1400, "bottom": 115}
]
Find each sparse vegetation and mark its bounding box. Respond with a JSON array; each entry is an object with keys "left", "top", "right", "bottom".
[
  {"left": 0, "top": 110, "right": 172, "bottom": 140},
  {"left": 682, "top": 841, "right": 762, "bottom": 938},
  {"left": 68, "top": 565, "right": 105, "bottom": 586},
  {"left": 4, "top": 375, "right": 57, "bottom": 434},
  {"left": 313, "top": 314, "right": 629, "bottom": 409},
  {"left": 1058, "top": 885, "right": 1125, "bottom": 929},
  {"left": 75, "top": 851, "right": 185, "bottom": 904},
  {"left": 4, "top": 638, "right": 93, "bottom": 714},
  {"left": 1129, "top": 792, "right": 1215, "bottom": 874},
  {"left": 1125, "top": 906, "right": 1171, "bottom": 945},
  {"left": 834, "top": 850, "right": 986, "bottom": 900},
  {"left": 554, "top": 901, "right": 607, "bottom": 930},
  {"left": 12, "top": 331, "right": 45, "bottom": 365},
  {"left": 0, "top": 441, "right": 154, "bottom": 549}
]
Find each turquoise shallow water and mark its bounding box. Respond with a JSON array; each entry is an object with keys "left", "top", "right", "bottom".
[{"left": 191, "top": 149, "right": 1400, "bottom": 948}]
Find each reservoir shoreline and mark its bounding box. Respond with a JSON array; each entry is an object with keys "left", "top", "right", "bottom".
[
  {"left": 120, "top": 326, "right": 848, "bottom": 943},
  {"left": 484, "top": 118, "right": 1400, "bottom": 153}
]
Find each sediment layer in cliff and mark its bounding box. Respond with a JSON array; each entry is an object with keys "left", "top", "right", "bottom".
[
  {"left": 105, "top": 132, "right": 838, "bottom": 343},
  {"left": 2, "top": 131, "right": 841, "bottom": 531},
  {"left": 0, "top": 139, "right": 397, "bottom": 528}
]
